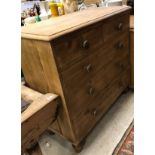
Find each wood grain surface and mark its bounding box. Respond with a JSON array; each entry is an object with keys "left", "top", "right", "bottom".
[
  {"left": 21, "top": 6, "right": 131, "bottom": 150},
  {"left": 21, "top": 6, "right": 131, "bottom": 41},
  {"left": 21, "top": 39, "right": 76, "bottom": 142},
  {"left": 130, "top": 15, "right": 134, "bottom": 29}
]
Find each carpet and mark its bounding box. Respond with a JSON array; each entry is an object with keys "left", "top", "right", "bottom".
[{"left": 113, "top": 121, "right": 134, "bottom": 155}]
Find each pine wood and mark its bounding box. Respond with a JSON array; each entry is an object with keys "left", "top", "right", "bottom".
[
  {"left": 130, "top": 15, "right": 134, "bottom": 28},
  {"left": 21, "top": 6, "right": 131, "bottom": 41},
  {"left": 21, "top": 84, "right": 43, "bottom": 104},
  {"left": 21, "top": 6, "right": 131, "bottom": 151}
]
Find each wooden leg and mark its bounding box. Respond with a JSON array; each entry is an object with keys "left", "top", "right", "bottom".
[
  {"left": 47, "top": 129, "right": 55, "bottom": 136},
  {"left": 72, "top": 139, "right": 86, "bottom": 153},
  {"left": 31, "top": 144, "right": 43, "bottom": 155},
  {"left": 22, "top": 143, "right": 43, "bottom": 155}
]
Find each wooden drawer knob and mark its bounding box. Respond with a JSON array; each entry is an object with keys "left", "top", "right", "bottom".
[
  {"left": 88, "top": 87, "right": 95, "bottom": 96},
  {"left": 117, "top": 23, "right": 123, "bottom": 31},
  {"left": 82, "top": 40, "right": 89, "bottom": 49},
  {"left": 85, "top": 64, "right": 92, "bottom": 72},
  {"left": 92, "top": 109, "right": 97, "bottom": 116},
  {"left": 117, "top": 42, "right": 124, "bottom": 49}
]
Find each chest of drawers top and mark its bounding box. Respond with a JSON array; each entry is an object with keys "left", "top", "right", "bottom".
[{"left": 21, "top": 6, "right": 131, "bottom": 41}]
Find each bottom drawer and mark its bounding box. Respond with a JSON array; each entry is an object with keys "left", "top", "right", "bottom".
[{"left": 72, "top": 69, "right": 130, "bottom": 142}]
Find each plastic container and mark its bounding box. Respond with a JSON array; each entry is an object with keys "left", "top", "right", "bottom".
[
  {"left": 57, "top": 3, "right": 65, "bottom": 15},
  {"left": 49, "top": 3, "right": 59, "bottom": 17}
]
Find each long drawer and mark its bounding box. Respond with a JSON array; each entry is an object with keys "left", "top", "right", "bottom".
[{"left": 72, "top": 69, "right": 130, "bottom": 142}]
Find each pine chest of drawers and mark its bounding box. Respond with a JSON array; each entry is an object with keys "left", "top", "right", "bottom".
[{"left": 21, "top": 6, "right": 131, "bottom": 152}]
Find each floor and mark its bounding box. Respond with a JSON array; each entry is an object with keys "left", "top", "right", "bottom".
[{"left": 39, "top": 91, "right": 134, "bottom": 155}]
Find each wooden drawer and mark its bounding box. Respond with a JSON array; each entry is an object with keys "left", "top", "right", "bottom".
[
  {"left": 72, "top": 69, "right": 130, "bottom": 142},
  {"left": 103, "top": 12, "right": 129, "bottom": 43},
  {"left": 52, "top": 23, "right": 103, "bottom": 71}
]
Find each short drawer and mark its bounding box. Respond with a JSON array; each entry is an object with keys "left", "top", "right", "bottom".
[
  {"left": 72, "top": 69, "right": 130, "bottom": 142},
  {"left": 52, "top": 23, "right": 103, "bottom": 70},
  {"left": 103, "top": 12, "right": 129, "bottom": 43}
]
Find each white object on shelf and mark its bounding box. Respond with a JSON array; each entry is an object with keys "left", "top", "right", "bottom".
[
  {"left": 40, "top": 1, "right": 49, "bottom": 20},
  {"left": 21, "top": 1, "right": 51, "bottom": 23},
  {"left": 107, "top": 0, "right": 122, "bottom": 6},
  {"left": 101, "top": 0, "right": 122, "bottom": 7},
  {"left": 39, "top": 1, "right": 52, "bottom": 20},
  {"left": 24, "top": 16, "right": 36, "bottom": 25}
]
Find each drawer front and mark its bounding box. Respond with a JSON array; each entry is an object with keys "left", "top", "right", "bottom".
[
  {"left": 52, "top": 23, "right": 103, "bottom": 71},
  {"left": 73, "top": 69, "right": 130, "bottom": 142},
  {"left": 103, "top": 13, "right": 129, "bottom": 43}
]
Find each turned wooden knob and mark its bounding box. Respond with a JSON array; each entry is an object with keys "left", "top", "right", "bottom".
[
  {"left": 82, "top": 40, "right": 89, "bottom": 49},
  {"left": 85, "top": 64, "right": 92, "bottom": 72},
  {"left": 117, "top": 23, "right": 123, "bottom": 31},
  {"left": 117, "top": 42, "right": 124, "bottom": 49},
  {"left": 88, "top": 87, "right": 95, "bottom": 96},
  {"left": 93, "top": 109, "right": 97, "bottom": 116}
]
